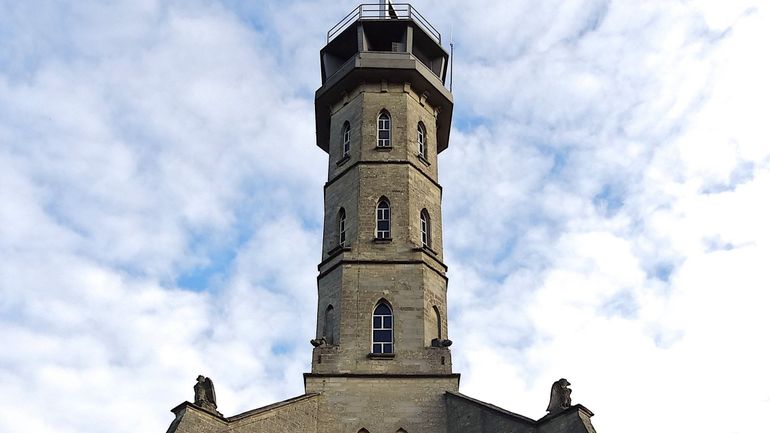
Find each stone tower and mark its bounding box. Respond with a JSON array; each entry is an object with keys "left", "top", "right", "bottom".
[
  {"left": 305, "top": 3, "right": 457, "bottom": 432},
  {"left": 165, "top": 5, "right": 600, "bottom": 433},
  {"left": 305, "top": 5, "right": 459, "bottom": 433}
]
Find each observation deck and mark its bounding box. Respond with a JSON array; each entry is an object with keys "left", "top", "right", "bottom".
[{"left": 316, "top": 3, "right": 453, "bottom": 154}]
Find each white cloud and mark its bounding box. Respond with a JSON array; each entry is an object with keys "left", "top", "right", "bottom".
[{"left": 0, "top": 1, "right": 768, "bottom": 433}]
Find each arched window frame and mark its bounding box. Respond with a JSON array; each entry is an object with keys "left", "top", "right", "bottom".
[
  {"left": 432, "top": 305, "right": 442, "bottom": 340},
  {"left": 338, "top": 208, "right": 347, "bottom": 247},
  {"left": 376, "top": 198, "right": 391, "bottom": 239},
  {"left": 377, "top": 110, "right": 391, "bottom": 147},
  {"left": 417, "top": 121, "right": 427, "bottom": 159},
  {"left": 420, "top": 209, "right": 431, "bottom": 248},
  {"left": 323, "top": 305, "right": 335, "bottom": 344},
  {"left": 342, "top": 121, "right": 351, "bottom": 157},
  {"left": 372, "top": 301, "right": 394, "bottom": 354}
]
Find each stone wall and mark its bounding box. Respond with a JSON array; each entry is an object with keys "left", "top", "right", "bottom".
[
  {"left": 167, "top": 404, "right": 228, "bottom": 433},
  {"left": 226, "top": 394, "right": 319, "bottom": 433},
  {"left": 305, "top": 374, "right": 459, "bottom": 433},
  {"left": 536, "top": 405, "right": 597, "bottom": 433},
  {"left": 166, "top": 395, "right": 319, "bottom": 433},
  {"left": 445, "top": 392, "right": 536, "bottom": 433}
]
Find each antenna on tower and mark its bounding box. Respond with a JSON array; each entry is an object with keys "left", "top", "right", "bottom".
[{"left": 449, "top": 25, "right": 454, "bottom": 92}]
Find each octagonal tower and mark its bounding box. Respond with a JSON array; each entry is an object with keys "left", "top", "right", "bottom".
[{"left": 305, "top": 3, "right": 457, "bottom": 432}]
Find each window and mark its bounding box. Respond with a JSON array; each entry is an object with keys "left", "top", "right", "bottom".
[
  {"left": 433, "top": 305, "right": 442, "bottom": 340},
  {"left": 377, "top": 111, "right": 391, "bottom": 147},
  {"left": 338, "top": 208, "right": 346, "bottom": 247},
  {"left": 417, "top": 122, "right": 426, "bottom": 158},
  {"left": 342, "top": 121, "right": 351, "bottom": 157},
  {"left": 323, "top": 305, "right": 334, "bottom": 344},
  {"left": 420, "top": 209, "right": 431, "bottom": 248},
  {"left": 372, "top": 302, "right": 393, "bottom": 354},
  {"left": 376, "top": 199, "right": 391, "bottom": 239}
]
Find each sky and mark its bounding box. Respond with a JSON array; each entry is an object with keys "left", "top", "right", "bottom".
[{"left": 0, "top": 1, "right": 768, "bottom": 432}]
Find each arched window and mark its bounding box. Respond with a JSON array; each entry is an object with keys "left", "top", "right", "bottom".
[
  {"left": 396, "top": 429, "right": 408, "bottom": 433},
  {"left": 342, "top": 121, "right": 351, "bottom": 157},
  {"left": 357, "top": 429, "right": 370, "bottom": 433},
  {"left": 433, "top": 305, "right": 442, "bottom": 340},
  {"left": 377, "top": 111, "right": 391, "bottom": 147},
  {"left": 323, "top": 305, "right": 334, "bottom": 344},
  {"left": 420, "top": 209, "right": 431, "bottom": 248},
  {"left": 417, "top": 122, "right": 426, "bottom": 158},
  {"left": 338, "top": 208, "right": 347, "bottom": 247},
  {"left": 376, "top": 199, "right": 391, "bottom": 239},
  {"left": 372, "top": 302, "right": 393, "bottom": 354}
]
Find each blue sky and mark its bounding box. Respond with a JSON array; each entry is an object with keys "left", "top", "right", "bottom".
[{"left": 1, "top": 1, "right": 769, "bottom": 432}]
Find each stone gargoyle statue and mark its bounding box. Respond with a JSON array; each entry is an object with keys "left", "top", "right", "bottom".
[
  {"left": 546, "top": 378, "right": 572, "bottom": 414},
  {"left": 193, "top": 375, "right": 218, "bottom": 413}
]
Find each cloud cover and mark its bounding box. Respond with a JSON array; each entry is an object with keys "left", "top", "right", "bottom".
[{"left": 0, "top": 1, "right": 768, "bottom": 432}]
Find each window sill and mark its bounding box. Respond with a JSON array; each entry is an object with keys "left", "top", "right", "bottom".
[
  {"left": 367, "top": 353, "right": 395, "bottom": 359},
  {"left": 417, "top": 154, "right": 431, "bottom": 166},
  {"left": 327, "top": 245, "right": 351, "bottom": 256},
  {"left": 414, "top": 245, "right": 438, "bottom": 256},
  {"left": 336, "top": 155, "right": 350, "bottom": 166},
  {"left": 375, "top": 145, "right": 392, "bottom": 152},
  {"left": 373, "top": 237, "right": 392, "bottom": 244}
]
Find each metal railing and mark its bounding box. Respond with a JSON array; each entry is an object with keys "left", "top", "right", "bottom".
[{"left": 327, "top": 3, "right": 441, "bottom": 44}]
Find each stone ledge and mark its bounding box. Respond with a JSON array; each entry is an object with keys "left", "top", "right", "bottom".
[
  {"left": 305, "top": 372, "right": 461, "bottom": 380},
  {"left": 170, "top": 401, "right": 226, "bottom": 421},
  {"left": 336, "top": 154, "right": 351, "bottom": 166},
  {"left": 325, "top": 159, "right": 443, "bottom": 191},
  {"left": 536, "top": 403, "right": 595, "bottom": 424},
  {"left": 445, "top": 391, "right": 537, "bottom": 424},
  {"left": 226, "top": 393, "right": 320, "bottom": 422},
  {"left": 367, "top": 352, "right": 396, "bottom": 359}
]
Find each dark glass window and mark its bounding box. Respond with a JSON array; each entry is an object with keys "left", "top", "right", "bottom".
[
  {"left": 342, "top": 121, "right": 351, "bottom": 157},
  {"left": 377, "top": 111, "right": 391, "bottom": 147},
  {"left": 372, "top": 302, "right": 393, "bottom": 354},
  {"left": 376, "top": 200, "right": 390, "bottom": 239},
  {"left": 338, "top": 208, "right": 346, "bottom": 246},
  {"left": 420, "top": 209, "right": 431, "bottom": 248},
  {"left": 417, "top": 122, "right": 426, "bottom": 158}
]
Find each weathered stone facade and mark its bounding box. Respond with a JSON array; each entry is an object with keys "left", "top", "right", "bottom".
[
  {"left": 306, "top": 375, "right": 459, "bottom": 433},
  {"left": 167, "top": 394, "right": 319, "bottom": 433},
  {"left": 165, "top": 5, "right": 598, "bottom": 433}
]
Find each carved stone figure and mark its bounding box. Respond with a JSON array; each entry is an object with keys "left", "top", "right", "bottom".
[
  {"left": 546, "top": 378, "right": 572, "bottom": 414},
  {"left": 193, "top": 375, "right": 218, "bottom": 413}
]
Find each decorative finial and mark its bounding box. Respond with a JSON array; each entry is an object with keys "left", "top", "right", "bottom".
[
  {"left": 546, "top": 378, "right": 572, "bottom": 414},
  {"left": 193, "top": 375, "right": 219, "bottom": 413}
]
